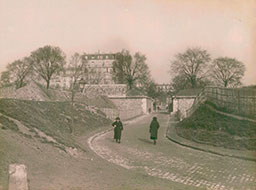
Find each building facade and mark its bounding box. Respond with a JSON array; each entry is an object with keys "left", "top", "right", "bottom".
[
  {"left": 50, "top": 52, "right": 117, "bottom": 89},
  {"left": 82, "top": 52, "right": 116, "bottom": 85},
  {"left": 156, "top": 84, "right": 172, "bottom": 93}
]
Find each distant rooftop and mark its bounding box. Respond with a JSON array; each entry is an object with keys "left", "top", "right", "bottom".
[{"left": 175, "top": 88, "right": 202, "bottom": 97}]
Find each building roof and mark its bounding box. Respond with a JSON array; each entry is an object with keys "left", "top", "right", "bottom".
[{"left": 175, "top": 88, "right": 202, "bottom": 97}]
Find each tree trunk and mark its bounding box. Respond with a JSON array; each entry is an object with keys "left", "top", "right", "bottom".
[
  {"left": 191, "top": 78, "right": 196, "bottom": 88},
  {"left": 224, "top": 81, "right": 228, "bottom": 88},
  {"left": 46, "top": 80, "right": 50, "bottom": 89},
  {"left": 71, "top": 90, "right": 76, "bottom": 104},
  {"left": 190, "top": 74, "right": 198, "bottom": 88},
  {"left": 127, "top": 79, "right": 134, "bottom": 90},
  {"left": 16, "top": 81, "right": 22, "bottom": 89}
]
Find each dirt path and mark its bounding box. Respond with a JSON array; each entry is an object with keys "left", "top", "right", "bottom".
[{"left": 89, "top": 113, "right": 256, "bottom": 190}]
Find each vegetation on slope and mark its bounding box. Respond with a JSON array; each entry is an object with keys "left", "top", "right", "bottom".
[
  {"left": 0, "top": 98, "right": 113, "bottom": 188},
  {"left": 175, "top": 103, "right": 256, "bottom": 150},
  {"left": 0, "top": 99, "right": 111, "bottom": 147},
  {"left": 0, "top": 81, "right": 117, "bottom": 109}
]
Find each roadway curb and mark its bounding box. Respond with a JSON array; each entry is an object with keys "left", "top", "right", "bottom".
[{"left": 166, "top": 117, "right": 256, "bottom": 162}]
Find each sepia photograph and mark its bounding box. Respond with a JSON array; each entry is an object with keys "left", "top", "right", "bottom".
[{"left": 0, "top": 0, "right": 255, "bottom": 189}]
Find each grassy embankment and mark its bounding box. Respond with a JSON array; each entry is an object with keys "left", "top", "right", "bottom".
[
  {"left": 175, "top": 103, "right": 256, "bottom": 150},
  {"left": 0, "top": 98, "right": 112, "bottom": 189},
  {"left": 0, "top": 99, "right": 111, "bottom": 145}
]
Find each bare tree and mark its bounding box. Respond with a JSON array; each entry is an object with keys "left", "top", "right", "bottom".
[
  {"left": 143, "top": 80, "right": 159, "bottom": 99},
  {"left": 30, "top": 45, "right": 66, "bottom": 89},
  {"left": 171, "top": 74, "right": 191, "bottom": 92},
  {"left": 170, "top": 48, "right": 211, "bottom": 88},
  {"left": 210, "top": 57, "right": 245, "bottom": 87},
  {"left": 171, "top": 74, "right": 212, "bottom": 93},
  {"left": 68, "top": 53, "right": 88, "bottom": 103},
  {"left": 86, "top": 68, "right": 105, "bottom": 84},
  {"left": 3, "top": 57, "right": 33, "bottom": 89},
  {"left": 79, "top": 71, "right": 108, "bottom": 97},
  {"left": 112, "top": 49, "right": 150, "bottom": 89},
  {"left": 66, "top": 53, "right": 88, "bottom": 134},
  {"left": 0, "top": 71, "right": 11, "bottom": 87}
]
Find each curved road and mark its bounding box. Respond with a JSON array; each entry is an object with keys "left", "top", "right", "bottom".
[{"left": 88, "top": 113, "right": 256, "bottom": 190}]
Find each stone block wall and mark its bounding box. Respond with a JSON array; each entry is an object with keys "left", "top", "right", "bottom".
[
  {"left": 82, "top": 84, "right": 127, "bottom": 97},
  {"left": 173, "top": 97, "right": 195, "bottom": 119},
  {"left": 99, "top": 108, "right": 119, "bottom": 120},
  {"left": 109, "top": 96, "right": 154, "bottom": 120}
]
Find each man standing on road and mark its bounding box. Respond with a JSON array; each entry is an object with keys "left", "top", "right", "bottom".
[
  {"left": 112, "top": 117, "right": 123, "bottom": 143},
  {"left": 149, "top": 116, "right": 160, "bottom": 145}
]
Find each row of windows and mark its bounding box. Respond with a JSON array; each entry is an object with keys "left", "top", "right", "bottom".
[
  {"left": 84, "top": 54, "right": 116, "bottom": 60},
  {"left": 88, "top": 67, "right": 113, "bottom": 73},
  {"left": 88, "top": 61, "right": 113, "bottom": 66}
]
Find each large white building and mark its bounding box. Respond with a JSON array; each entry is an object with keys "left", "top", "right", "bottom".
[
  {"left": 50, "top": 52, "right": 117, "bottom": 89},
  {"left": 82, "top": 52, "right": 116, "bottom": 84}
]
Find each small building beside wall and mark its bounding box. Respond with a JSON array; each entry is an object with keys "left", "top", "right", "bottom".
[{"left": 173, "top": 89, "right": 202, "bottom": 119}]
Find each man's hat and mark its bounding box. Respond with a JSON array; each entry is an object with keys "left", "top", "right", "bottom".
[{"left": 116, "top": 117, "right": 120, "bottom": 120}]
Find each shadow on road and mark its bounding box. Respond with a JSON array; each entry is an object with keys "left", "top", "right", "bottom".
[{"left": 138, "top": 138, "right": 153, "bottom": 145}]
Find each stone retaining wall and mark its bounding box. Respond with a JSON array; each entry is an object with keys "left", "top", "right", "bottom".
[
  {"left": 173, "top": 97, "right": 195, "bottom": 119},
  {"left": 109, "top": 96, "right": 154, "bottom": 120},
  {"left": 99, "top": 108, "right": 119, "bottom": 120},
  {"left": 82, "top": 84, "right": 127, "bottom": 97}
]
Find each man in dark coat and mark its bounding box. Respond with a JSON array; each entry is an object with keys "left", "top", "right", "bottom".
[
  {"left": 112, "top": 117, "right": 123, "bottom": 143},
  {"left": 149, "top": 116, "right": 160, "bottom": 145}
]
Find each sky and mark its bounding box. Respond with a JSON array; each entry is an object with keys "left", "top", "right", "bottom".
[{"left": 0, "top": 0, "right": 255, "bottom": 85}]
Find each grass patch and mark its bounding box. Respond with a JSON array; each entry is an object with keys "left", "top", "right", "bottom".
[
  {"left": 176, "top": 103, "right": 256, "bottom": 150},
  {"left": 0, "top": 99, "right": 112, "bottom": 149},
  {"left": 205, "top": 100, "right": 256, "bottom": 120},
  {"left": 0, "top": 115, "right": 18, "bottom": 131},
  {"left": 0, "top": 133, "right": 9, "bottom": 190}
]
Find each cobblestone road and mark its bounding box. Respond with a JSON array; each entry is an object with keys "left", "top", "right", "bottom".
[{"left": 89, "top": 114, "right": 256, "bottom": 190}]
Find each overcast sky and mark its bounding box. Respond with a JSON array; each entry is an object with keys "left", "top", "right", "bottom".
[{"left": 0, "top": 0, "right": 255, "bottom": 85}]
